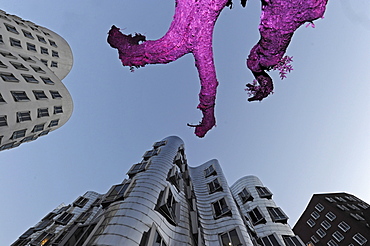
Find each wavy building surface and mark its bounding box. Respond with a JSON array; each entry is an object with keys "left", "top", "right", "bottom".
[
  {"left": 0, "top": 9, "right": 73, "bottom": 151},
  {"left": 12, "top": 136, "right": 303, "bottom": 246}
]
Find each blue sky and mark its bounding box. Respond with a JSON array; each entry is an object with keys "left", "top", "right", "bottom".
[{"left": 1, "top": 1, "right": 370, "bottom": 244}]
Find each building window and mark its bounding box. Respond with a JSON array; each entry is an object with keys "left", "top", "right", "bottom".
[
  {"left": 311, "top": 235, "right": 319, "bottom": 243},
  {"left": 17, "top": 111, "right": 31, "bottom": 122},
  {"left": 33, "top": 90, "right": 48, "bottom": 100},
  {"left": 22, "top": 74, "right": 38, "bottom": 83},
  {"left": 143, "top": 148, "right": 160, "bottom": 159},
  {"left": 0, "top": 72, "right": 19, "bottom": 82},
  {"left": 73, "top": 196, "right": 89, "bottom": 208},
  {"left": 11, "top": 129, "right": 26, "bottom": 139},
  {"left": 55, "top": 212, "right": 74, "bottom": 225},
  {"left": 0, "top": 60, "right": 7, "bottom": 68},
  {"left": 248, "top": 207, "right": 265, "bottom": 225},
  {"left": 267, "top": 207, "right": 288, "bottom": 223},
  {"left": 315, "top": 203, "right": 325, "bottom": 212},
  {"left": 332, "top": 231, "right": 344, "bottom": 242},
  {"left": 316, "top": 228, "right": 326, "bottom": 238},
  {"left": 338, "top": 221, "right": 350, "bottom": 232},
  {"left": 21, "top": 135, "right": 37, "bottom": 143},
  {"left": 101, "top": 180, "right": 134, "bottom": 208},
  {"left": 0, "top": 116, "right": 7, "bottom": 127},
  {"left": 127, "top": 160, "right": 150, "bottom": 178},
  {"left": 325, "top": 197, "right": 336, "bottom": 203},
  {"left": 30, "top": 232, "right": 54, "bottom": 246},
  {"left": 336, "top": 204, "right": 349, "bottom": 211},
  {"left": 307, "top": 218, "right": 315, "bottom": 227},
  {"left": 0, "top": 93, "right": 5, "bottom": 104},
  {"left": 11, "top": 91, "right": 30, "bottom": 101},
  {"left": 10, "top": 37, "right": 22, "bottom": 48},
  {"left": 4, "top": 23, "right": 19, "bottom": 34},
  {"left": 0, "top": 141, "right": 17, "bottom": 151},
  {"left": 49, "top": 39, "right": 57, "bottom": 47},
  {"left": 53, "top": 106, "right": 63, "bottom": 115},
  {"left": 49, "top": 90, "right": 61, "bottom": 99},
  {"left": 38, "top": 129, "right": 49, "bottom": 136},
  {"left": 282, "top": 235, "right": 304, "bottom": 246},
  {"left": 259, "top": 234, "right": 280, "bottom": 246},
  {"left": 26, "top": 42, "right": 36, "bottom": 52},
  {"left": 37, "top": 108, "right": 49, "bottom": 118},
  {"left": 353, "top": 233, "right": 367, "bottom": 245},
  {"left": 30, "top": 65, "right": 46, "bottom": 73},
  {"left": 19, "top": 55, "right": 35, "bottom": 63},
  {"left": 212, "top": 197, "right": 231, "bottom": 219},
  {"left": 40, "top": 46, "right": 49, "bottom": 55},
  {"left": 0, "top": 15, "right": 11, "bottom": 22},
  {"left": 219, "top": 229, "right": 242, "bottom": 246},
  {"left": 0, "top": 34, "right": 3, "bottom": 44},
  {"left": 51, "top": 61, "right": 58, "bottom": 67},
  {"left": 327, "top": 239, "right": 338, "bottom": 246},
  {"left": 153, "top": 140, "right": 167, "bottom": 148},
  {"left": 350, "top": 213, "right": 365, "bottom": 221},
  {"left": 37, "top": 35, "right": 46, "bottom": 43},
  {"left": 0, "top": 51, "right": 17, "bottom": 59},
  {"left": 39, "top": 77, "right": 54, "bottom": 85},
  {"left": 52, "top": 50, "right": 59, "bottom": 57},
  {"left": 32, "top": 123, "right": 45, "bottom": 133},
  {"left": 40, "top": 59, "right": 48, "bottom": 66},
  {"left": 48, "top": 119, "right": 59, "bottom": 127},
  {"left": 347, "top": 204, "right": 360, "bottom": 210},
  {"left": 22, "top": 29, "right": 34, "bottom": 39},
  {"left": 255, "top": 186, "right": 273, "bottom": 199},
  {"left": 9, "top": 62, "right": 28, "bottom": 71},
  {"left": 321, "top": 220, "right": 331, "bottom": 230},
  {"left": 156, "top": 186, "right": 179, "bottom": 225},
  {"left": 334, "top": 196, "right": 346, "bottom": 202},
  {"left": 238, "top": 188, "right": 253, "bottom": 203},
  {"left": 204, "top": 165, "right": 217, "bottom": 177},
  {"left": 207, "top": 178, "right": 223, "bottom": 194},
  {"left": 311, "top": 211, "right": 320, "bottom": 220},
  {"left": 357, "top": 203, "right": 369, "bottom": 209},
  {"left": 325, "top": 211, "right": 336, "bottom": 221},
  {"left": 167, "top": 165, "right": 181, "bottom": 190}
]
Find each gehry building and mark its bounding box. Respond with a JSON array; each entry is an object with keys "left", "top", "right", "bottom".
[
  {"left": 12, "top": 136, "right": 303, "bottom": 246},
  {"left": 0, "top": 9, "right": 73, "bottom": 151},
  {"left": 293, "top": 192, "right": 370, "bottom": 246}
]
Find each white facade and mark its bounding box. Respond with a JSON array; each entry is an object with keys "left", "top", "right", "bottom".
[
  {"left": 0, "top": 10, "right": 73, "bottom": 151},
  {"left": 12, "top": 136, "right": 302, "bottom": 246}
]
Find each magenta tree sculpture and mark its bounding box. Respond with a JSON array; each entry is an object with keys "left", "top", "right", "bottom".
[{"left": 108, "top": 0, "right": 328, "bottom": 138}]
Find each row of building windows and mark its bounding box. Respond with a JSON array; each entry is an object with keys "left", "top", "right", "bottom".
[
  {"left": 257, "top": 234, "right": 303, "bottom": 246},
  {"left": 0, "top": 14, "right": 53, "bottom": 37},
  {"left": 0, "top": 90, "right": 62, "bottom": 103},
  {"left": 0, "top": 106, "right": 62, "bottom": 126}
]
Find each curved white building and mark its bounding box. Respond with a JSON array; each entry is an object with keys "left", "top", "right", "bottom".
[
  {"left": 0, "top": 9, "right": 73, "bottom": 151},
  {"left": 12, "top": 136, "right": 302, "bottom": 246}
]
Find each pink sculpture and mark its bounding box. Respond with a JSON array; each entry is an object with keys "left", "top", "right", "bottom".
[{"left": 108, "top": 0, "right": 328, "bottom": 137}]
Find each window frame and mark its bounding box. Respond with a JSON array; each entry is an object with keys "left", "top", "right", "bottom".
[
  {"left": 248, "top": 206, "right": 266, "bottom": 225},
  {"left": 267, "top": 207, "right": 288, "bottom": 223},
  {"left": 11, "top": 91, "right": 30, "bottom": 102},
  {"left": 207, "top": 178, "right": 223, "bottom": 194},
  {"left": 338, "top": 221, "right": 350, "bottom": 232},
  {"left": 16, "top": 111, "right": 31, "bottom": 122},
  {"left": 219, "top": 228, "right": 243, "bottom": 246},
  {"left": 325, "top": 211, "right": 336, "bottom": 221},
  {"left": 33, "top": 90, "right": 48, "bottom": 100},
  {"left": 238, "top": 188, "right": 253, "bottom": 203},
  {"left": 155, "top": 185, "right": 180, "bottom": 225},
  {"left": 255, "top": 186, "right": 273, "bottom": 199}
]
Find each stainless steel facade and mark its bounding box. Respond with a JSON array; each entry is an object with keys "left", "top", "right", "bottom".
[{"left": 12, "top": 136, "right": 302, "bottom": 246}]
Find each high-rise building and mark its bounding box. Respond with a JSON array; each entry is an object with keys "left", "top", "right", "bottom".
[
  {"left": 293, "top": 192, "right": 370, "bottom": 246},
  {"left": 0, "top": 9, "right": 73, "bottom": 151},
  {"left": 12, "top": 136, "right": 303, "bottom": 246}
]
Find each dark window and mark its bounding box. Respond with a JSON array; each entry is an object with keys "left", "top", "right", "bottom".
[
  {"left": 37, "top": 108, "right": 49, "bottom": 118},
  {"left": 73, "top": 196, "right": 89, "bottom": 208},
  {"left": 0, "top": 60, "right": 7, "bottom": 68},
  {"left": 11, "top": 129, "right": 26, "bottom": 139},
  {"left": 127, "top": 160, "right": 150, "bottom": 178},
  {"left": 332, "top": 231, "right": 344, "bottom": 242},
  {"left": 321, "top": 220, "right": 331, "bottom": 230},
  {"left": 20, "top": 135, "right": 37, "bottom": 143},
  {"left": 26, "top": 43, "right": 36, "bottom": 52},
  {"left": 256, "top": 186, "right": 273, "bottom": 199},
  {"left": 316, "top": 228, "right": 326, "bottom": 238},
  {"left": 248, "top": 207, "right": 265, "bottom": 225},
  {"left": 153, "top": 140, "right": 167, "bottom": 148},
  {"left": 4, "top": 23, "right": 19, "bottom": 34},
  {"left": 0, "top": 34, "right": 3, "bottom": 44},
  {"left": 19, "top": 227, "right": 35, "bottom": 239},
  {"left": 212, "top": 198, "right": 231, "bottom": 219},
  {"left": 0, "top": 141, "right": 17, "bottom": 151},
  {"left": 267, "top": 207, "right": 288, "bottom": 223},
  {"left": 49, "top": 39, "right": 57, "bottom": 47},
  {"left": 38, "top": 130, "right": 49, "bottom": 136},
  {"left": 55, "top": 212, "right": 74, "bottom": 225},
  {"left": 22, "top": 29, "right": 34, "bottom": 39},
  {"left": 10, "top": 62, "right": 28, "bottom": 71},
  {"left": 74, "top": 211, "right": 92, "bottom": 224},
  {"left": 40, "top": 47, "right": 48, "bottom": 55},
  {"left": 52, "top": 50, "right": 59, "bottom": 57},
  {"left": 315, "top": 203, "right": 325, "bottom": 212},
  {"left": 238, "top": 188, "right": 253, "bottom": 203},
  {"left": 37, "top": 35, "right": 46, "bottom": 43},
  {"left": 54, "top": 106, "right": 63, "bottom": 114},
  {"left": 326, "top": 211, "right": 336, "bottom": 221},
  {"left": 204, "top": 165, "right": 217, "bottom": 177},
  {"left": 32, "top": 123, "right": 45, "bottom": 133},
  {"left": 307, "top": 218, "right": 315, "bottom": 227},
  {"left": 220, "top": 229, "right": 242, "bottom": 246},
  {"left": 51, "top": 61, "right": 58, "bottom": 67},
  {"left": 13, "top": 19, "right": 27, "bottom": 27},
  {"left": 22, "top": 74, "right": 38, "bottom": 83},
  {"left": 0, "top": 72, "right": 19, "bottom": 82},
  {"left": 50, "top": 90, "right": 62, "bottom": 99},
  {"left": 10, "top": 38, "right": 22, "bottom": 48},
  {"left": 153, "top": 230, "right": 167, "bottom": 246},
  {"left": 167, "top": 166, "right": 181, "bottom": 190},
  {"left": 33, "top": 90, "right": 48, "bottom": 100},
  {"left": 0, "top": 116, "right": 7, "bottom": 127},
  {"left": 30, "top": 232, "right": 54, "bottom": 246},
  {"left": 40, "top": 77, "right": 54, "bottom": 85},
  {"left": 338, "top": 221, "right": 350, "bottom": 232},
  {"left": 19, "top": 55, "right": 35, "bottom": 63},
  {"left": 30, "top": 65, "right": 45, "bottom": 73},
  {"left": 11, "top": 91, "right": 30, "bottom": 101},
  {"left": 327, "top": 239, "right": 338, "bottom": 246},
  {"left": 259, "top": 234, "right": 280, "bottom": 246},
  {"left": 207, "top": 178, "right": 223, "bottom": 194},
  {"left": 311, "top": 211, "right": 320, "bottom": 220},
  {"left": 353, "top": 233, "right": 367, "bottom": 245},
  {"left": 34, "top": 220, "right": 52, "bottom": 231},
  {"left": 143, "top": 148, "right": 160, "bottom": 159},
  {"left": 101, "top": 180, "right": 132, "bottom": 208},
  {"left": 156, "top": 186, "right": 179, "bottom": 225},
  {"left": 17, "top": 111, "right": 31, "bottom": 122},
  {"left": 40, "top": 59, "right": 47, "bottom": 66},
  {"left": 0, "top": 93, "right": 5, "bottom": 104},
  {"left": 0, "top": 51, "right": 17, "bottom": 59},
  {"left": 48, "top": 119, "right": 59, "bottom": 127},
  {"left": 282, "top": 235, "right": 304, "bottom": 246},
  {"left": 0, "top": 15, "right": 11, "bottom": 22}
]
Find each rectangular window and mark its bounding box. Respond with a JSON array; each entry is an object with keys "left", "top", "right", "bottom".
[
  {"left": 267, "top": 207, "right": 288, "bottom": 223},
  {"left": 325, "top": 197, "right": 336, "bottom": 203},
  {"left": 4, "top": 23, "right": 19, "bottom": 34},
  {"left": 30, "top": 65, "right": 46, "bottom": 73},
  {"left": 40, "top": 77, "right": 54, "bottom": 85},
  {"left": 334, "top": 196, "right": 346, "bottom": 202},
  {"left": 0, "top": 51, "right": 17, "bottom": 59},
  {"left": 212, "top": 197, "right": 231, "bottom": 219},
  {"left": 49, "top": 39, "right": 57, "bottom": 47},
  {"left": 10, "top": 62, "right": 29, "bottom": 71},
  {"left": 32, "top": 123, "right": 45, "bottom": 133},
  {"left": 259, "top": 234, "right": 280, "bottom": 246},
  {"left": 10, "top": 37, "right": 22, "bottom": 48},
  {"left": 311, "top": 235, "right": 319, "bottom": 243},
  {"left": 11, "top": 129, "right": 27, "bottom": 139},
  {"left": 54, "top": 106, "right": 63, "bottom": 114},
  {"left": 0, "top": 60, "right": 7, "bottom": 68},
  {"left": 0, "top": 34, "right": 3, "bottom": 44},
  {"left": 51, "top": 61, "right": 58, "bottom": 67},
  {"left": 248, "top": 207, "right": 265, "bottom": 225},
  {"left": 17, "top": 111, "right": 31, "bottom": 122},
  {"left": 37, "top": 35, "right": 46, "bottom": 43},
  {"left": 325, "top": 211, "right": 336, "bottom": 221},
  {"left": 50, "top": 90, "right": 62, "bottom": 99},
  {"left": 327, "top": 239, "right": 338, "bottom": 246},
  {"left": 156, "top": 185, "right": 179, "bottom": 225},
  {"left": 256, "top": 186, "right": 273, "bottom": 199},
  {"left": 37, "top": 108, "right": 49, "bottom": 118},
  {"left": 20, "top": 55, "right": 35, "bottom": 63},
  {"left": 315, "top": 203, "right": 324, "bottom": 212},
  {"left": 30, "top": 232, "right": 54, "bottom": 246},
  {"left": 33, "top": 90, "right": 48, "bottom": 100},
  {"left": 353, "top": 233, "right": 367, "bottom": 245},
  {"left": 40, "top": 46, "right": 49, "bottom": 55},
  {"left": 332, "top": 231, "right": 344, "bottom": 242},
  {"left": 238, "top": 188, "right": 253, "bottom": 203},
  {"left": 26, "top": 42, "right": 36, "bottom": 52},
  {"left": 73, "top": 196, "right": 89, "bottom": 208},
  {"left": 101, "top": 180, "right": 134, "bottom": 208},
  {"left": 11, "top": 91, "right": 30, "bottom": 101},
  {"left": 350, "top": 213, "right": 365, "bottom": 221},
  {"left": 204, "top": 165, "right": 217, "bottom": 177},
  {"left": 22, "top": 74, "right": 38, "bottom": 83},
  {"left": 22, "top": 29, "right": 34, "bottom": 39},
  {"left": 0, "top": 72, "right": 19, "bottom": 82},
  {"left": 0, "top": 116, "right": 7, "bottom": 127},
  {"left": 307, "top": 218, "right": 315, "bottom": 227},
  {"left": 336, "top": 204, "right": 349, "bottom": 211},
  {"left": 347, "top": 204, "right": 360, "bottom": 210},
  {"left": 321, "top": 220, "right": 331, "bottom": 230},
  {"left": 48, "top": 119, "right": 59, "bottom": 127},
  {"left": 0, "top": 93, "right": 5, "bottom": 104},
  {"left": 143, "top": 148, "right": 160, "bottom": 159},
  {"left": 55, "top": 212, "right": 74, "bottom": 225},
  {"left": 38, "top": 129, "right": 49, "bottom": 136},
  {"left": 316, "top": 228, "right": 326, "bottom": 238},
  {"left": 40, "top": 59, "right": 48, "bottom": 66},
  {"left": 220, "top": 229, "right": 242, "bottom": 246},
  {"left": 20, "top": 135, "right": 37, "bottom": 143},
  {"left": 127, "top": 160, "right": 150, "bottom": 178},
  {"left": 52, "top": 50, "right": 59, "bottom": 57},
  {"left": 338, "top": 221, "right": 350, "bottom": 232},
  {"left": 207, "top": 178, "right": 223, "bottom": 194},
  {"left": 311, "top": 211, "right": 320, "bottom": 220},
  {"left": 282, "top": 235, "right": 304, "bottom": 246},
  {"left": 357, "top": 203, "right": 369, "bottom": 209}
]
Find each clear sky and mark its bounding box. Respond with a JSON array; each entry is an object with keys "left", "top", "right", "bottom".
[{"left": 1, "top": 0, "right": 370, "bottom": 244}]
